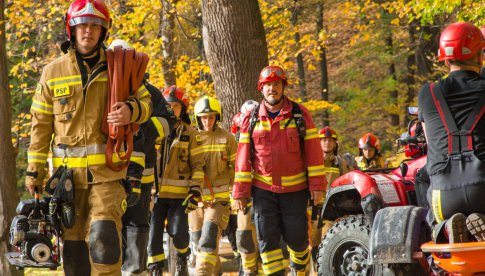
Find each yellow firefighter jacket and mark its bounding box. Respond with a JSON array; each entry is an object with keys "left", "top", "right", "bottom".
[
  {"left": 196, "top": 127, "right": 238, "bottom": 203},
  {"left": 355, "top": 155, "right": 385, "bottom": 170},
  {"left": 158, "top": 121, "right": 205, "bottom": 199},
  {"left": 27, "top": 48, "right": 152, "bottom": 189}
]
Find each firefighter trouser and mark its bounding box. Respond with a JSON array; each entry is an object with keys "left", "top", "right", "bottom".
[
  {"left": 147, "top": 198, "right": 190, "bottom": 265},
  {"left": 237, "top": 209, "right": 259, "bottom": 274},
  {"left": 121, "top": 184, "right": 152, "bottom": 275},
  {"left": 189, "top": 202, "right": 231, "bottom": 276},
  {"left": 62, "top": 181, "right": 126, "bottom": 276},
  {"left": 252, "top": 187, "right": 310, "bottom": 275}
]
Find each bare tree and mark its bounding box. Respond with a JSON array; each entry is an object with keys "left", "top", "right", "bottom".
[
  {"left": 201, "top": 0, "right": 268, "bottom": 128},
  {"left": 290, "top": 1, "right": 307, "bottom": 102},
  {"left": 160, "top": 0, "right": 178, "bottom": 87},
  {"left": 0, "top": 0, "right": 22, "bottom": 274},
  {"left": 316, "top": 0, "right": 329, "bottom": 127}
]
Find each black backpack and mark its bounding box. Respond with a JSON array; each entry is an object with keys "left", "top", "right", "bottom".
[{"left": 248, "top": 101, "right": 306, "bottom": 162}]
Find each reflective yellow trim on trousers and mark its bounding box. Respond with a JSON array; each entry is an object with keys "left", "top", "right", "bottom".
[
  {"left": 262, "top": 259, "right": 286, "bottom": 275},
  {"left": 141, "top": 174, "right": 155, "bottom": 184},
  {"left": 432, "top": 190, "right": 444, "bottom": 223},
  {"left": 261, "top": 248, "right": 284, "bottom": 263},
  {"left": 159, "top": 185, "right": 188, "bottom": 194},
  {"left": 131, "top": 155, "right": 146, "bottom": 168},
  {"left": 281, "top": 172, "right": 307, "bottom": 186},
  {"left": 239, "top": 132, "right": 250, "bottom": 143},
  {"left": 52, "top": 153, "right": 123, "bottom": 168},
  {"left": 242, "top": 256, "right": 257, "bottom": 269},
  {"left": 198, "top": 252, "right": 218, "bottom": 265},
  {"left": 308, "top": 164, "right": 326, "bottom": 177},
  {"left": 288, "top": 246, "right": 310, "bottom": 265},
  {"left": 304, "top": 128, "right": 319, "bottom": 140},
  {"left": 147, "top": 253, "right": 166, "bottom": 264},
  {"left": 235, "top": 172, "right": 252, "bottom": 183}
]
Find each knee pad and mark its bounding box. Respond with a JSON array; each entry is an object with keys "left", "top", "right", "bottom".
[
  {"left": 199, "top": 221, "right": 219, "bottom": 252},
  {"left": 236, "top": 230, "right": 256, "bottom": 254},
  {"left": 191, "top": 230, "right": 201, "bottom": 244},
  {"left": 63, "top": 240, "right": 91, "bottom": 276},
  {"left": 89, "top": 220, "right": 120, "bottom": 265}
]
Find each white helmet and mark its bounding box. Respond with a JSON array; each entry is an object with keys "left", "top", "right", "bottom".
[
  {"left": 108, "top": 39, "right": 133, "bottom": 49},
  {"left": 240, "top": 100, "right": 259, "bottom": 114}
]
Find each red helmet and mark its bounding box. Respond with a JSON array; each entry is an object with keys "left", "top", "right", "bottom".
[
  {"left": 318, "top": 126, "right": 338, "bottom": 139},
  {"left": 231, "top": 112, "right": 242, "bottom": 135},
  {"left": 66, "top": 0, "right": 111, "bottom": 41},
  {"left": 258, "top": 65, "right": 288, "bottom": 91},
  {"left": 359, "top": 133, "right": 380, "bottom": 151},
  {"left": 481, "top": 25, "right": 485, "bottom": 47},
  {"left": 438, "top": 22, "right": 485, "bottom": 61},
  {"left": 163, "top": 86, "right": 189, "bottom": 108}
]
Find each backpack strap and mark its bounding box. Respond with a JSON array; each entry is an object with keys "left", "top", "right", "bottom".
[
  {"left": 429, "top": 82, "right": 485, "bottom": 155},
  {"left": 248, "top": 105, "right": 261, "bottom": 165},
  {"left": 284, "top": 101, "right": 306, "bottom": 154}
]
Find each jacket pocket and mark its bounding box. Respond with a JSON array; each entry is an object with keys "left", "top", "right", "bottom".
[
  {"left": 252, "top": 130, "right": 269, "bottom": 152},
  {"left": 52, "top": 91, "right": 76, "bottom": 122},
  {"left": 286, "top": 128, "right": 300, "bottom": 153}
]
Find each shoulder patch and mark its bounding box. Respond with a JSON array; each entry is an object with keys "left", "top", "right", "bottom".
[
  {"left": 35, "top": 83, "right": 43, "bottom": 95},
  {"left": 54, "top": 86, "right": 70, "bottom": 98},
  {"left": 217, "top": 137, "right": 227, "bottom": 144},
  {"left": 180, "top": 135, "right": 190, "bottom": 142}
]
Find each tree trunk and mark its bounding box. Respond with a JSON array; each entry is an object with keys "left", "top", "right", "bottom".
[
  {"left": 316, "top": 1, "right": 329, "bottom": 127},
  {"left": 0, "top": 0, "right": 21, "bottom": 274},
  {"left": 290, "top": 1, "right": 307, "bottom": 102},
  {"left": 404, "top": 22, "right": 417, "bottom": 127},
  {"left": 160, "top": 0, "right": 178, "bottom": 87},
  {"left": 201, "top": 0, "right": 268, "bottom": 128},
  {"left": 386, "top": 34, "right": 399, "bottom": 127}
]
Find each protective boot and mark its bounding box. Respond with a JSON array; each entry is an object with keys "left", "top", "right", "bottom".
[
  {"left": 175, "top": 255, "right": 189, "bottom": 276},
  {"left": 122, "top": 226, "right": 150, "bottom": 275}
]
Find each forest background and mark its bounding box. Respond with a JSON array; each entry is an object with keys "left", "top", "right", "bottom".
[{"left": 3, "top": 0, "right": 485, "bottom": 200}]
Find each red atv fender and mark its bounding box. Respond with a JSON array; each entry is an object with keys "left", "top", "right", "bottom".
[{"left": 318, "top": 156, "right": 427, "bottom": 228}]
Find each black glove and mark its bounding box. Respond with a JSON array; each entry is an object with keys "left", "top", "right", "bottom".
[
  {"left": 123, "top": 178, "right": 141, "bottom": 207},
  {"left": 183, "top": 187, "right": 201, "bottom": 214},
  {"left": 148, "top": 260, "right": 164, "bottom": 276}
]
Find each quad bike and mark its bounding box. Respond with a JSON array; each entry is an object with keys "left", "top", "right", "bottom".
[{"left": 316, "top": 109, "right": 429, "bottom": 275}]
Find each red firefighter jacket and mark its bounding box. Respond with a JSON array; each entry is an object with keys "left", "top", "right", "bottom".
[{"left": 233, "top": 96, "right": 326, "bottom": 199}]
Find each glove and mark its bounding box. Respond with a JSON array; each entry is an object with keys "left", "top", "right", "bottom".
[
  {"left": 243, "top": 200, "right": 253, "bottom": 215},
  {"left": 123, "top": 178, "right": 141, "bottom": 207},
  {"left": 182, "top": 187, "right": 201, "bottom": 214},
  {"left": 148, "top": 261, "right": 164, "bottom": 275},
  {"left": 25, "top": 166, "right": 45, "bottom": 196}
]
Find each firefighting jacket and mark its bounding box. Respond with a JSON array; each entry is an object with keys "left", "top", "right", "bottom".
[
  {"left": 127, "top": 81, "right": 176, "bottom": 184},
  {"left": 27, "top": 48, "right": 152, "bottom": 189},
  {"left": 157, "top": 121, "right": 205, "bottom": 199},
  {"left": 355, "top": 155, "right": 385, "bottom": 170},
  {"left": 233, "top": 97, "right": 326, "bottom": 199},
  {"left": 195, "top": 127, "right": 237, "bottom": 203},
  {"left": 323, "top": 153, "right": 352, "bottom": 190}
]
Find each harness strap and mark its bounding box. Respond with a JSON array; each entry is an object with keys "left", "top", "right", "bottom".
[
  {"left": 429, "top": 82, "right": 485, "bottom": 155},
  {"left": 103, "top": 46, "right": 149, "bottom": 171}
]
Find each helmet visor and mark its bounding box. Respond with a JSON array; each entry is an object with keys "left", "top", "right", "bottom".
[
  {"left": 261, "top": 67, "right": 284, "bottom": 78},
  {"left": 69, "top": 16, "right": 109, "bottom": 29}
]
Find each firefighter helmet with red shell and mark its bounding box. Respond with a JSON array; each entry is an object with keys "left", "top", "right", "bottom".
[
  {"left": 258, "top": 65, "right": 288, "bottom": 91},
  {"left": 162, "top": 86, "right": 189, "bottom": 108},
  {"left": 65, "top": 0, "right": 111, "bottom": 42},
  {"left": 358, "top": 133, "right": 381, "bottom": 151},
  {"left": 318, "top": 126, "right": 338, "bottom": 140},
  {"left": 438, "top": 22, "right": 485, "bottom": 61}
]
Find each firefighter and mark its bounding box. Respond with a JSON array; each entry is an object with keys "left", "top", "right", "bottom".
[
  {"left": 189, "top": 96, "right": 237, "bottom": 275},
  {"left": 147, "top": 86, "right": 205, "bottom": 275},
  {"left": 418, "top": 22, "right": 485, "bottom": 243},
  {"left": 110, "top": 39, "right": 177, "bottom": 276},
  {"left": 355, "top": 132, "right": 385, "bottom": 170},
  {"left": 310, "top": 126, "right": 353, "bottom": 265},
  {"left": 233, "top": 65, "right": 326, "bottom": 275},
  {"left": 233, "top": 100, "right": 260, "bottom": 276},
  {"left": 25, "top": 1, "right": 152, "bottom": 275}
]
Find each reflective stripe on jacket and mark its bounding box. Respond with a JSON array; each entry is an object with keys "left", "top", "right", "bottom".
[
  {"left": 28, "top": 48, "right": 151, "bottom": 189},
  {"left": 196, "top": 127, "right": 237, "bottom": 203},
  {"left": 233, "top": 97, "right": 326, "bottom": 199},
  {"left": 158, "top": 121, "right": 205, "bottom": 199}
]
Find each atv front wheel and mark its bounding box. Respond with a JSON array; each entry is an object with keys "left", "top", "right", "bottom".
[{"left": 317, "top": 214, "right": 382, "bottom": 276}]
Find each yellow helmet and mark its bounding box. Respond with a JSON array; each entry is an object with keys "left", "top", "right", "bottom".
[{"left": 194, "top": 96, "right": 222, "bottom": 128}]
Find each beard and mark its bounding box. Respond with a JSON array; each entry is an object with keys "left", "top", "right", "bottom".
[{"left": 264, "top": 95, "right": 283, "bottom": 106}]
